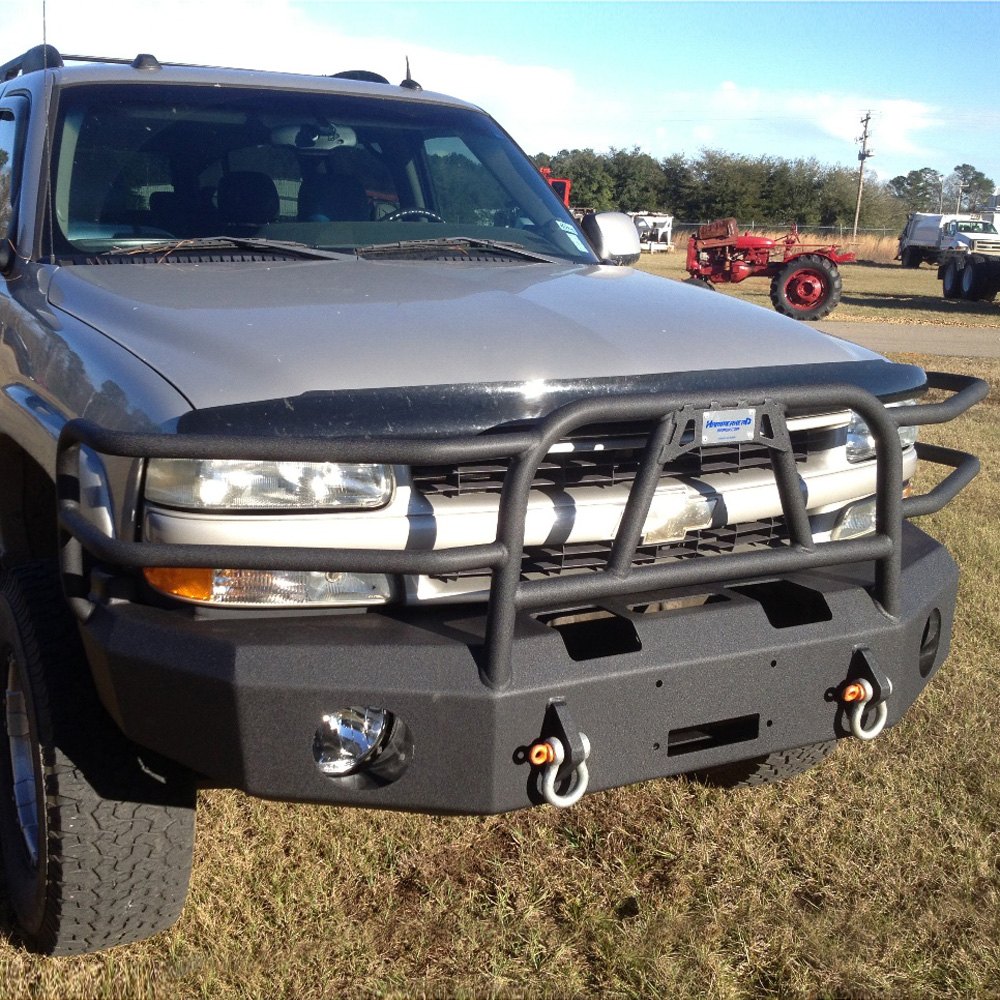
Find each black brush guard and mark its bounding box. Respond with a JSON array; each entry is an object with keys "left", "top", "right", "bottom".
[
  {"left": 49, "top": 371, "right": 986, "bottom": 808},
  {"left": 57, "top": 371, "right": 986, "bottom": 694}
]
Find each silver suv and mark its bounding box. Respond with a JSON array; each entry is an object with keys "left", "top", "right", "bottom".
[{"left": 0, "top": 45, "right": 985, "bottom": 954}]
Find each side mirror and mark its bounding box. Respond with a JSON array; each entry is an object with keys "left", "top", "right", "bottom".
[{"left": 581, "top": 212, "right": 641, "bottom": 266}]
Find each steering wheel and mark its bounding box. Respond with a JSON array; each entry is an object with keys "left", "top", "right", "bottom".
[{"left": 380, "top": 207, "right": 446, "bottom": 223}]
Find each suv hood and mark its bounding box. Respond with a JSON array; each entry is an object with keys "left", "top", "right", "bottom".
[{"left": 47, "top": 258, "right": 880, "bottom": 410}]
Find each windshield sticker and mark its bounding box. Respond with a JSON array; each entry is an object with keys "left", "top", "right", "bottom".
[
  {"left": 703, "top": 408, "right": 757, "bottom": 444},
  {"left": 554, "top": 221, "right": 589, "bottom": 253}
]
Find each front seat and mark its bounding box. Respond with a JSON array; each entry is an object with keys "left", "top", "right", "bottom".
[
  {"left": 217, "top": 171, "right": 281, "bottom": 226},
  {"left": 298, "top": 172, "right": 370, "bottom": 222}
]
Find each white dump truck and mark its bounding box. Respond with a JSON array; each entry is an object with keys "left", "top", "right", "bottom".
[{"left": 898, "top": 212, "right": 1000, "bottom": 267}]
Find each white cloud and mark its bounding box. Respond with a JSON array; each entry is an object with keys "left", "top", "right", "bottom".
[{"left": 2, "top": 2, "right": 947, "bottom": 175}]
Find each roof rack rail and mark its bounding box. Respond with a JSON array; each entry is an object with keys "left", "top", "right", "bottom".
[
  {"left": 0, "top": 46, "right": 420, "bottom": 90},
  {"left": 0, "top": 44, "right": 63, "bottom": 82}
]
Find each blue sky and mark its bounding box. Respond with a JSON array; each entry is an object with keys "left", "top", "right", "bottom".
[{"left": 5, "top": 0, "right": 999, "bottom": 188}]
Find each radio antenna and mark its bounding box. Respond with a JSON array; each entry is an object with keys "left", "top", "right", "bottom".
[{"left": 400, "top": 56, "right": 421, "bottom": 91}]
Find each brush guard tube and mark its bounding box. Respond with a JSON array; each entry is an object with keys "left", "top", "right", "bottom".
[{"left": 56, "top": 372, "right": 986, "bottom": 683}]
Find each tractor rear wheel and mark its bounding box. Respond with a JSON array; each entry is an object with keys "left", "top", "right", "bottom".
[
  {"left": 769, "top": 255, "right": 843, "bottom": 321},
  {"left": 900, "top": 246, "right": 921, "bottom": 268}
]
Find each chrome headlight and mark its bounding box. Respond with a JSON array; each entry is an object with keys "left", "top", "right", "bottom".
[
  {"left": 846, "top": 399, "right": 919, "bottom": 464},
  {"left": 145, "top": 459, "right": 394, "bottom": 510}
]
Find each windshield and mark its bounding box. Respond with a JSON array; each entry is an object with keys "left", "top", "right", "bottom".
[
  {"left": 956, "top": 221, "right": 998, "bottom": 234},
  {"left": 49, "top": 83, "right": 596, "bottom": 263}
]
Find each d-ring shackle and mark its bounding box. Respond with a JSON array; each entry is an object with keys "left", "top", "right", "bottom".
[
  {"left": 844, "top": 678, "right": 888, "bottom": 741},
  {"left": 534, "top": 733, "right": 591, "bottom": 808}
]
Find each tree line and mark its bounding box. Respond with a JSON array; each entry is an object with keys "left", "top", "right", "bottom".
[{"left": 531, "top": 147, "right": 996, "bottom": 230}]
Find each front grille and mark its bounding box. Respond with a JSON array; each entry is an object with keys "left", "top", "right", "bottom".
[
  {"left": 428, "top": 518, "right": 788, "bottom": 582},
  {"left": 412, "top": 428, "right": 823, "bottom": 499}
]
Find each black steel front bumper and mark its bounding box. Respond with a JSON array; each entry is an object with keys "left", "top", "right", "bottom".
[
  {"left": 77, "top": 523, "right": 955, "bottom": 811},
  {"left": 57, "top": 371, "right": 986, "bottom": 812}
]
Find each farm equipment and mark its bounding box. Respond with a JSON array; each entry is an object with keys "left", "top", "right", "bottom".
[
  {"left": 631, "top": 212, "right": 674, "bottom": 252},
  {"left": 686, "top": 218, "right": 855, "bottom": 320},
  {"left": 539, "top": 166, "right": 572, "bottom": 208}
]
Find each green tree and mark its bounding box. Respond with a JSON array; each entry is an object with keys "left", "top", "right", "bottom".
[
  {"left": 689, "top": 150, "right": 769, "bottom": 221},
  {"left": 762, "top": 157, "right": 824, "bottom": 226},
  {"left": 888, "top": 167, "right": 944, "bottom": 212},
  {"left": 546, "top": 148, "right": 615, "bottom": 211},
  {"left": 946, "top": 164, "right": 996, "bottom": 212},
  {"left": 607, "top": 146, "right": 666, "bottom": 211},
  {"left": 660, "top": 153, "right": 698, "bottom": 218}
]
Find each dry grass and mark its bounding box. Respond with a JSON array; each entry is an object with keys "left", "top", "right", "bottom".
[
  {"left": 641, "top": 235, "right": 1000, "bottom": 327},
  {"left": 1, "top": 360, "right": 997, "bottom": 999}
]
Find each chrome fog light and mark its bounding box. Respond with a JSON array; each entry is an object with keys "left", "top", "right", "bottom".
[
  {"left": 831, "top": 497, "right": 877, "bottom": 540},
  {"left": 313, "top": 707, "right": 390, "bottom": 776}
]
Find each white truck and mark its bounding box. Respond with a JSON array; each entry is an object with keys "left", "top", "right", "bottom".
[{"left": 898, "top": 212, "right": 1000, "bottom": 268}]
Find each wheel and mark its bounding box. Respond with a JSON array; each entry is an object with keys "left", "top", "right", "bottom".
[
  {"left": 984, "top": 260, "right": 1000, "bottom": 302},
  {"left": 941, "top": 259, "right": 961, "bottom": 299},
  {"left": 683, "top": 276, "right": 716, "bottom": 290},
  {"left": 379, "top": 207, "right": 446, "bottom": 223},
  {"left": 900, "top": 246, "right": 921, "bottom": 268},
  {"left": 769, "top": 254, "right": 843, "bottom": 320},
  {"left": 687, "top": 740, "right": 838, "bottom": 788},
  {"left": 960, "top": 255, "right": 988, "bottom": 301},
  {"left": 0, "top": 563, "right": 196, "bottom": 955}
]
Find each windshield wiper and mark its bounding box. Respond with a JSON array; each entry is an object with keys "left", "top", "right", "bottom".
[
  {"left": 354, "top": 237, "right": 558, "bottom": 263},
  {"left": 101, "top": 237, "right": 352, "bottom": 261}
]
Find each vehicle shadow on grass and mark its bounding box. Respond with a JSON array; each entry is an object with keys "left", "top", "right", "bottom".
[{"left": 840, "top": 293, "right": 999, "bottom": 319}]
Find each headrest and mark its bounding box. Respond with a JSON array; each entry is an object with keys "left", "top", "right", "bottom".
[{"left": 217, "top": 171, "right": 280, "bottom": 225}]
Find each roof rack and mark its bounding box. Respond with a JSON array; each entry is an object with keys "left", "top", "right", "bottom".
[
  {"left": 0, "top": 44, "right": 422, "bottom": 90},
  {"left": 0, "top": 44, "right": 63, "bottom": 81}
]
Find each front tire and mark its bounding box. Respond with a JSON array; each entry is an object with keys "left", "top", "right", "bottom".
[
  {"left": 769, "top": 255, "right": 843, "bottom": 320},
  {"left": 0, "top": 563, "right": 196, "bottom": 955},
  {"left": 687, "top": 740, "right": 838, "bottom": 787}
]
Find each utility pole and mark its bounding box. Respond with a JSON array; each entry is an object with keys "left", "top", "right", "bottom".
[{"left": 852, "top": 111, "right": 874, "bottom": 239}]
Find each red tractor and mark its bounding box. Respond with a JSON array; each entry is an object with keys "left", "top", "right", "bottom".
[{"left": 685, "top": 218, "right": 855, "bottom": 321}]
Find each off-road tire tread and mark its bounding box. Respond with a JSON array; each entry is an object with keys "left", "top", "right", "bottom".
[
  {"left": 0, "top": 562, "right": 195, "bottom": 955},
  {"left": 688, "top": 740, "right": 838, "bottom": 788}
]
